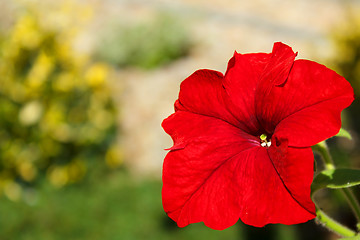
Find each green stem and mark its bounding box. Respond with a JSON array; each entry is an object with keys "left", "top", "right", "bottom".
[
  {"left": 316, "top": 208, "right": 356, "bottom": 237},
  {"left": 312, "top": 141, "right": 360, "bottom": 235},
  {"left": 342, "top": 188, "right": 360, "bottom": 222},
  {"left": 312, "top": 142, "right": 335, "bottom": 170},
  {"left": 314, "top": 142, "right": 360, "bottom": 221}
]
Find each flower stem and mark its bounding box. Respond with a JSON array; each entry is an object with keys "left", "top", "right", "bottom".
[
  {"left": 341, "top": 188, "right": 360, "bottom": 222},
  {"left": 316, "top": 209, "right": 356, "bottom": 237},
  {"left": 315, "top": 208, "right": 356, "bottom": 237},
  {"left": 313, "top": 141, "right": 360, "bottom": 233},
  {"left": 312, "top": 142, "right": 335, "bottom": 170}
]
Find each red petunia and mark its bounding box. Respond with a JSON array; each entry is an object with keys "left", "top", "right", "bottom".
[{"left": 161, "top": 42, "right": 354, "bottom": 230}]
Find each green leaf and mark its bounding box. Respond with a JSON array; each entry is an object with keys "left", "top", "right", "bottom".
[
  {"left": 339, "top": 235, "right": 360, "bottom": 240},
  {"left": 336, "top": 128, "right": 352, "bottom": 140},
  {"left": 311, "top": 168, "right": 360, "bottom": 194}
]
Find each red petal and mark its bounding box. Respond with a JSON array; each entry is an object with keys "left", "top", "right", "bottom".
[
  {"left": 238, "top": 144, "right": 315, "bottom": 227},
  {"left": 223, "top": 52, "right": 270, "bottom": 134},
  {"left": 175, "top": 69, "right": 239, "bottom": 127},
  {"left": 260, "top": 42, "right": 297, "bottom": 86},
  {"left": 268, "top": 137, "right": 315, "bottom": 216},
  {"left": 162, "top": 111, "right": 258, "bottom": 230},
  {"left": 256, "top": 59, "right": 354, "bottom": 147},
  {"left": 254, "top": 42, "right": 296, "bottom": 133},
  {"left": 162, "top": 112, "right": 315, "bottom": 229}
]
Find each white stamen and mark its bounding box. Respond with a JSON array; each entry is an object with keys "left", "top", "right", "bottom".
[
  {"left": 266, "top": 141, "right": 271, "bottom": 147},
  {"left": 261, "top": 142, "right": 267, "bottom": 147}
]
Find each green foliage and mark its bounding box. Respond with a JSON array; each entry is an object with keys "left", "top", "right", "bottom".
[
  {"left": 0, "top": 7, "right": 121, "bottom": 199},
  {"left": 95, "top": 14, "right": 192, "bottom": 69},
  {"left": 331, "top": 17, "right": 360, "bottom": 97},
  {"left": 0, "top": 167, "right": 241, "bottom": 240},
  {"left": 331, "top": 16, "right": 360, "bottom": 136},
  {"left": 311, "top": 169, "right": 360, "bottom": 194}
]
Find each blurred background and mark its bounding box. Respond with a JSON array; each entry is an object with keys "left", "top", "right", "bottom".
[{"left": 0, "top": 0, "right": 360, "bottom": 239}]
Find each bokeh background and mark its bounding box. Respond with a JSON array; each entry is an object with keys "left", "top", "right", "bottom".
[{"left": 0, "top": 0, "right": 360, "bottom": 239}]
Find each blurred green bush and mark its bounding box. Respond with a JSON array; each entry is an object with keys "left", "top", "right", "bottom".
[
  {"left": 330, "top": 15, "right": 360, "bottom": 143},
  {"left": 331, "top": 18, "right": 360, "bottom": 97},
  {"left": 94, "top": 14, "right": 192, "bottom": 69},
  {"left": 0, "top": 167, "right": 243, "bottom": 240},
  {"left": 0, "top": 5, "right": 121, "bottom": 200}
]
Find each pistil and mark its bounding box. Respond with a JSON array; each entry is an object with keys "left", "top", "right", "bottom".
[{"left": 260, "top": 134, "right": 271, "bottom": 147}]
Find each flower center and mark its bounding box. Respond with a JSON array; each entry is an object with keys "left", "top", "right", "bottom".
[{"left": 260, "top": 134, "right": 271, "bottom": 147}]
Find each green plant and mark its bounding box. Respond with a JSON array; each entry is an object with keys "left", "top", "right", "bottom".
[
  {"left": 95, "top": 14, "right": 192, "bottom": 69},
  {"left": 0, "top": 6, "right": 121, "bottom": 200}
]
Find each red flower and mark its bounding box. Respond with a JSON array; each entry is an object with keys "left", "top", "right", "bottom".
[{"left": 161, "top": 42, "right": 354, "bottom": 230}]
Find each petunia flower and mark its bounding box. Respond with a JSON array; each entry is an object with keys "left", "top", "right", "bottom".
[{"left": 161, "top": 42, "right": 354, "bottom": 230}]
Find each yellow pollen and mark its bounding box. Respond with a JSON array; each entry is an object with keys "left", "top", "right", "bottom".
[
  {"left": 260, "top": 134, "right": 271, "bottom": 147},
  {"left": 260, "top": 134, "right": 267, "bottom": 141}
]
